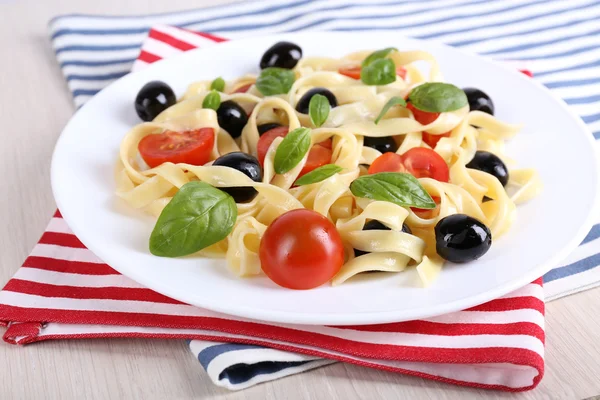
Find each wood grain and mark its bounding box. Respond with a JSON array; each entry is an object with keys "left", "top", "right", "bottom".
[{"left": 0, "top": 1, "right": 598, "bottom": 398}]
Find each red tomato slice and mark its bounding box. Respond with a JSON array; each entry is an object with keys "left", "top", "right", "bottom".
[
  {"left": 412, "top": 196, "right": 441, "bottom": 219},
  {"left": 406, "top": 102, "right": 439, "bottom": 125},
  {"left": 233, "top": 83, "right": 252, "bottom": 93},
  {"left": 422, "top": 131, "right": 451, "bottom": 148},
  {"left": 259, "top": 209, "right": 344, "bottom": 289},
  {"left": 138, "top": 128, "right": 215, "bottom": 168},
  {"left": 338, "top": 65, "right": 407, "bottom": 80},
  {"left": 257, "top": 126, "right": 289, "bottom": 165},
  {"left": 299, "top": 143, "right": 332, "bottom": 178},
  {"left": 367, "top": 152, "right": 405, "bottom": 174},
  {"left": 318, "top": 138, "right": 333, "bottom": 150},
  {"left": 400, "top": 147, "right": 449, "bottom": 182}
]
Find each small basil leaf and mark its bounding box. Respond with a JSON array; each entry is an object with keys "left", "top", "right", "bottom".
[
  {"left": 294, "top": 164, "right": 343, "bottom": 186},
  {"left": 362, "top": 47, "right": 397, "bottom": 67},
  {"left": 350, "top": 172, "right": 436, "bottom": 209},
  {"left": 308, "top": 94, "right": 330, "bottom": 127},
  {"left": 274, "top": 127, "right": 311, "bottom": 174},
  {"left": 408, "top": 82, "right": 468, "bottom": 113},
  {"left": 210, "top": 77, "right": 225, "bottom": 92},
  {"left": 361, "top": 59, "right": 396, "bottom": 86},
  {"left": 202, "top": 90, "right": 221, "bottom": 110},
  {"left": 256, "top": 67, "right": 296, "bottom": 96},
  {"left": 149, "top": 181, "right": 237, "bottom": 257},
  {"left": 375, "top": 96, "right": 407, "bottom": 124}
]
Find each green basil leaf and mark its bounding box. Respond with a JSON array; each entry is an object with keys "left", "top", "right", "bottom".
[
  {"left": 361, "top": 59, "right": 396, "bottom": 86},
  {"left": 274, "top": 127, "right": 311, "bottom": 174},
  {"left": 149, "top": 181, "right": 237, "bottom": 257},
  {"left": 256, "top": 67, "right": 296, "bottom": 96},
  {"left": 374, "top": 96, "right": 407, "bottom": 124},
  {"left": 210, "top": 77, "right": 225, "bottom": 92},
  {"left": 308, "top": 94, "right": 330, "bottom": 127},
  {"left": 408, "top": 82, "right": 468, "bottom": 113},
  {"left": 294, "top": 164, "right": 343, "bottom": 186},
  {"left": 350, "top": 172, "right": 436, "bottom": 209},
  {"left": 362, "top": 47, "right": 397, "bottom": 67},
  {"left": 202, "top": 90, "right": 221, "bottom": 110}
]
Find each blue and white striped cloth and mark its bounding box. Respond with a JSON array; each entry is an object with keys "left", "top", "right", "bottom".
[{"left": 49, "top": 0, "right": 600, "bottom": 390}]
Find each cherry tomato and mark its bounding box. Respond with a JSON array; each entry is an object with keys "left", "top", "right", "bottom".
[
  {"left": 367, "top": 152, "right": 405, "bottom": 174},
  {"left": 256, "top": 126, "right": 289, "bottom": 165},
  {"left": 299, "top": 143, "right": 332, "bottom": 178},
  {"left": 257, "top": 127, "right": 332, "bottom": 175},
  {"left": 138, "top": 128, "right": 214, "bottom": 168},
  {"left": 412, "top": 196, "right": 441, "bottom": 219},
  {"left": 259, "top": 209, "right": 344, "bottom": 289},
  {"left": 407, "top": 102, "right": 439, "bottom": 125},
  {"left": 233, "top": 83, "right": 252, "bottom": 93},
  {"left": 400, "top": 147, "right": 449, "bottom": 182},
  {"left": 338, "top": 65, "right": 407, "bottom": 80},
  {"left": 422, "top": 131, "right": 451, "bottom": 148}
]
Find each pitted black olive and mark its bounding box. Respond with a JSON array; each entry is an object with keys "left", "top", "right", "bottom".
[
  {"left": 217, "top": 100, "right": 248, "bottom": 139},
  {"left": 463, "top": 87, "right": 494, "bottom": 115},
  {"left": 466, "top": 151, "right": 509, "bottom": 186},
  {"left": 435, "top": 214, "right": 492, "bottom": 263},
  {"left": 260, "top": 41, "right": 302, "bottom": 70},
  {"left": 135, "top": 81, "right": 176, "bottom": 121},
  {"left": 296, "top": 87, "right": 338, "bottom": 114},
  {"left": 212, "top": 152, "right": 262, "bottom": 203},
  {"left": 363, "top": 136, "right": 398, "bottom": 154},
  {"left": 354, "top": 220, "right": 412, "bottom": 257}
]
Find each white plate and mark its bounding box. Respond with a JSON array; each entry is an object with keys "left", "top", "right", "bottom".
[{"left": 52, "top": 32, "right": 599, "bottom": 325}]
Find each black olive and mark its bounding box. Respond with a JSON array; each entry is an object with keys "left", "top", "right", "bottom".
[
  {"left": 363, "top": 136, "right": 398, "bottom": 153},
  {"left": 217, "top": 100, "right": 248, "bottom": 139},
  {"left": 463, "top": 88, "right": 494, "bottom": 115},
  {"left": 466, "top": 151, "right": 509, "bottom": 186},
  {"left": 212, "top": 152, "right": 262, "bottom": 203},
  {"left": 260, "top": 41, "right": 303, "bottom": 70},
  {"left": 435, "top": 214, "right": 491, "bottom": 263},
  {"left": 257, "top": 123, "right": 282, "bottom": 136},
  {"left": 135, "top": 81, "right": 176, "bottom": 121},
  {"left": 354, "top": 220, "right": 411, "bottom": 257},
  {"left": 296, "top": 88, "right": 338, "bottom": 114}
]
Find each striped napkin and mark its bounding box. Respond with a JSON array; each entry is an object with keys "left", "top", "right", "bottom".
[{"left": 2, "top": 0, "right": 600, "bottom": 391}]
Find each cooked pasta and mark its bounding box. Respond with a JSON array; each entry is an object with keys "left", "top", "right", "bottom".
[{"left": 117, "top": 43, "right": 541, "bottom": 289}]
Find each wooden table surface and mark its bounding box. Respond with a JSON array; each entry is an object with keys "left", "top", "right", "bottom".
[{"left": 1, "top": 1, "right": 599, "bottom": 399}]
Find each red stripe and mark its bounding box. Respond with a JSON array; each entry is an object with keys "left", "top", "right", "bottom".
[
  {"left": 137, "top": 50, "right": 162, "bottom": 64},
  {"left": 467, "top": 296, "right": 544, "bottom": 314},
  {"left": 148, "top": 29, "right": 197, "bottom": 51},
  {"left": 0, "top": 305, "right": 543, "bottom": 365},
  {"left": 16, "top": 332, "right": 545, "bottom": 391},
  {"left": 2, "top": 280, "right": 184, "bottom": 304},
  {"left": 188, "top": 30, "right": 228, "bottom": 43},
  {"left": 335, "top": 321, "right": 544, "bottom": 342},
  {"left": 39, "top": 232, "right": 86, "bottom": 248},
  {"left": 53, "top": 209, "right": 62, "bottom": 218},
  {"left": 21, "top": 256, "right": 118, "bottom": 275}
]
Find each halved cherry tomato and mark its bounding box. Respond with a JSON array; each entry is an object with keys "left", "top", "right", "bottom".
[
  {"left": 233, "top": 83, "right": 252, "bottom": 93},
  {"left": 412, "top": 196, "right": 441, "bottom": 219},
  {"left": 299, "top": 143, "right": 332, "bottom": 178},
  {"left": 257, "top": 127, "right": 333, "bottom": 176},
  {"left": 367, "top": 152, "right": 405, "bottom": 174},
  {"left": 259, "top": 209, "right": 344, "bottom": 290},
  {"left": 138, "top": 128, "right": 214, "bottom": 168},
  {"left": 400, "top": 147, "right": 449, "bottom": 182},
  {"left": 338, "top": 65, "right": 407, "bottom": 80},
  {"left": 422, "top": 131, "right": 451, "bottom": 149},
  {"left": 406, "top": 102, "right": 439, "bottom": 125}
]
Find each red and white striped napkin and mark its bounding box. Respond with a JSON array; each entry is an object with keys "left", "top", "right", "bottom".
[{"left": 0, "top": 26, "right": 544, "bottom": 392}]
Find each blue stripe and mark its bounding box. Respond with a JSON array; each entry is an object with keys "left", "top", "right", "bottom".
[
  {"left": 543, "top": 252, "right": 600, "bottom": 283},
  {"left": 60, "top": 58, "right": 136, "bottom": 67},
  {"left": 197, "top": 343, "right": 263, "bottom": 369},
  {"left": 512, "top": 44, "right": 600, "bottom": 61},
  {"left": 581, "top": 224, "right": 600, "bottom": 245},
  {"left": 55, "top": 44, "right": 142, "bottom": 54},
  {"left": 481, "top": 26, "right": 600, "bottom": 56},
  {"left": 66, "top": 71, "right": 128, "bottom": 81},
  {"left": 219, "top": 360, "right": 312, "bottom": 385},
  {"left": 535, "top": 57, "right": 600, "bottom": 77},
  {"left": 449, "top": 13, "right": 600, "bottom": 47},
  {"left": 564, "top": 94, "right": 600, "bottom": 105},
  {"left": 594, "top": 131, "right": 600, "bottom": 139},
  {"left": 582, "top": 113, "right": 600, "bottom": 124},
  {"left": 544, "top": 77, "right": 600, "bottom": 89},
  {"left": 73, "top": 89, "right": 100, "bottom": 97}
]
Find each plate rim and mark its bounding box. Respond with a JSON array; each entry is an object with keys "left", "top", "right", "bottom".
[{"left": 51, "top": 31, "right": 600, "bottom": 325}]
